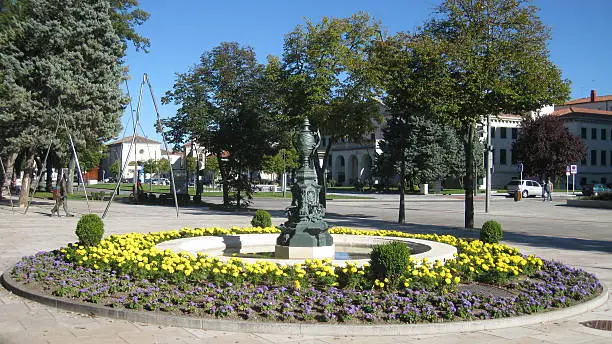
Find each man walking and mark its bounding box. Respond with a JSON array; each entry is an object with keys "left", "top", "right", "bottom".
[{"left": 51, "top": 169, "right": 74, "bottom": 217}]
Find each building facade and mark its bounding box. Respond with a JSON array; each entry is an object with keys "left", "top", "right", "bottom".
[{"left": 102, "top": 135, "right": 162, "bottom": 180}]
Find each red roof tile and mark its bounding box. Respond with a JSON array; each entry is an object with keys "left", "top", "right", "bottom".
[
  {"left": 564, "top": 95, "right": 612, "bottom": 105},
  {"left": 551, "top": 107, "right": 612, "bottom": 117}
]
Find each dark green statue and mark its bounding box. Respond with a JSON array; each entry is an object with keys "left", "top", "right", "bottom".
[{"left": 276, "top": 119, "right": 333, "bottom": 248}]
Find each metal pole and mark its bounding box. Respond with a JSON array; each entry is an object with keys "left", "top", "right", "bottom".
[
  {"left": 485, "top": 114, "right": 492, "bottom": 213},
  {"left": 0, "top": 157, "right": 15, "bottom": 213},
  {"left": 144, "top": 73, "right": 179, "bottom": 218},
  {"left": 102, "top": 77, "right": 146, "bottom": 219},
  {"left": 65, "top": 127, "right": 91, "bottom": 213}
]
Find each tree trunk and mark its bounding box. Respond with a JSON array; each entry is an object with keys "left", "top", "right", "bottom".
[
  {"left": 315, "top": 140, "right": 333, "bottom": 208},
  {"left": 1, "top": 152, "right": 18, "bottom": 199},
  {"left": 67, "top": 155, "right": 75, "bottom": 194},
  {"left": 18, "top": 153, "right": 36, "bottom": 207},
  {"left": 398, "top": 158, "right": 406, "bottom": 224},
  {"left": 217, "top": 154, "right": 230, "bottom": 205},
  {"left": 464, "top": 123, "right": 475, "bottom": 229}
]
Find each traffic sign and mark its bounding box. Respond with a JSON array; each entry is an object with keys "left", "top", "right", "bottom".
[{"left": 570, "top": 165, "right": 577, "bottom": 174}]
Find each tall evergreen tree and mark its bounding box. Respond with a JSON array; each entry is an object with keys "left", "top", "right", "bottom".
[{"left": 0, "top": 0, "right": 128, "bottom": 206}]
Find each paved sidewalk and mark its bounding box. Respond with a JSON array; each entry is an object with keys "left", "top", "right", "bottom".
[{"left": 0, "top": 197, "right": 610, "bottom": 343}]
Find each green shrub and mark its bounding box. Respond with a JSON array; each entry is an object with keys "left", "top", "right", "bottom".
[
  {"left": 480, "top": 220, "right": 503, "bottom": 243},
  {"left": 75, "top": 214, "right": 104, "bottom": 246},
  {"left": 251, "top": 209, "right": 272, "bottom": 228},
  {"left": 369, "top": 241, "right": 411, "bottom": 288}
]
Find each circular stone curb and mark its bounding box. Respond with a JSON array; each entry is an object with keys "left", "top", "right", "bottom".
[
  {"left": 1, "top": 270, "right": 608, "bottom": 336},
  {"left": 155, "top": 234, "right": 458, "bottom": 266}
]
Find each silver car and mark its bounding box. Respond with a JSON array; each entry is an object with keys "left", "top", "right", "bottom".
[{"left": 507, "top": 180, "right": 542, "bottom": 198}]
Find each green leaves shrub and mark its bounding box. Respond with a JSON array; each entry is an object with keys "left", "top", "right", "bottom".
[
  {"left": 251, "top": 209, "right": 272, "bottom": 228},
  {"left": 480, "top": 220, "right": 503, "bottom": 243},
  {"left": 369, "top": 241, "right": 411, "bottom": 288},
  {"left": 75, "top": 214, "right": 104, "bottom": 246}
]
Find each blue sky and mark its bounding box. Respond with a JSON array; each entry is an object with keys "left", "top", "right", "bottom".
[{"left": 122, "top": 0, "right": 612, "bottom": 142}]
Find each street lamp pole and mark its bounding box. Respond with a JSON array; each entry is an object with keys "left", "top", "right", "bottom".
[{"left": 485, "top": 114, "right": 492, "bottom": 213}]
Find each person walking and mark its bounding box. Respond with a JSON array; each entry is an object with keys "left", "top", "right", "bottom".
[
  {"left": 547, "top": 179, "right": 553, "bottom": 201},
  {"left": 51, "top": 169, "right": 74, "bottom": 217}
]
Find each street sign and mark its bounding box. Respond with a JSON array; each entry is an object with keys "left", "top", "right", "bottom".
[
  {"left": 570, "top": 165, "right": 577, "bottom": 174},
  {"left": 566, "top": 165, "right": 571, "bottom": 173},
  {"left": 566, "top": 171, "right": 570, "bottom": 176},
  {"left": 517, "top": 162, "right": 523, "bottom": 172}
]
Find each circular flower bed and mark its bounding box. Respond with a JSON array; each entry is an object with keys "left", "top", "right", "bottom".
[{"left": 10, "top": 227, "right": 602, "bottom": 324}]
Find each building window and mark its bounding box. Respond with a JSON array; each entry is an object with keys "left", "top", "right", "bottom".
[
  {"left": 601, "top": 151, "right": 607, "bottom": 166},
  {"left": 500, "top": 149, "right": 507, "bottom": 165},
  {"left": 591, "top": 128, "right": 597, "bottom": 140},
  {"left": 492, "top": 149, "right": 496, "bottom": 165},
  {"left": 511, "top": 128, "right": 517, "bottom": 139},
  {"left": 490, "top": 127, "right": 495, "bottom": 138},
  {"left": 581, "top": 128, "right": 587, "bottom": 139},
  {"left": 602, "top": 129, "right": 607, "bottom": 141},
  {"left": 500, "top": 127, "right": 507, "bottom": 139},
  {"left": 591, "top": 150, "right": 597, "bottom": 165}
]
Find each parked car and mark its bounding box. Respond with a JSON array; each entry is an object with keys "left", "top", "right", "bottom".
[
  {"left": 152, "top": 178, "right": 170, "bottom": 185},
  {"left": 581, "top": 183, "right": 612, "bottom": 196},
  {"left": 507, "top": 179, "right": 542, "bottom": 198}
]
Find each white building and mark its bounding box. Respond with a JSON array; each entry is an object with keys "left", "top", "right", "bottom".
[{"left": 102, "top": 135, "right": 161, "bottom": 180}]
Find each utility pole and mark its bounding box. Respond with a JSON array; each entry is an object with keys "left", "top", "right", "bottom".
[{"left": 485, "top": 114, "right": 492, "bottom": 213}]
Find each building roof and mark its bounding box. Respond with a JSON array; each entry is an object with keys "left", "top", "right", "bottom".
[
  {"left": 564, "top": 91, "right": 612, "bottom": 105},
  {"left": 107, "top": 135, "right": 160, "bottom": 145},
  {"left": 551, "top": 106, "right": 612, "bottom": 118}
]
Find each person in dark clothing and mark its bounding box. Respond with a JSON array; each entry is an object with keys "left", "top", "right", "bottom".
[{"left": 51, "top": 169, "right": 74, "bottom": 217}]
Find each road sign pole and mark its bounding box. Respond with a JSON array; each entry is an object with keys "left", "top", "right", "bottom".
[{"left": 572, "top": 175, "right": 575, "bottom": 195}]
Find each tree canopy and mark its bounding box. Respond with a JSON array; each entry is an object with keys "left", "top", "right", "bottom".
[
  {"left": 162, "top": 42, "right": 283, "bottom": 207},
  {"left": 423, "top": 0, "right": 570, "bottom": 228},
  {"left": 512, "top": 115, "right": 586, "bottom": 180},
  {"left": 280, "top": 12, "right": 384, "bottom": 205}
]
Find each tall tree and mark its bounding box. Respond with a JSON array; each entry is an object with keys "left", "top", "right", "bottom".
[
  {"left": 0, "top": 0, "right": 130, "bottom": 206},
  {"left": 512, "top": 115, "right": 586, "bottom": 181},
  {"left": 162, "top": 42, "right": 282, "bottom": 207},
  {"left": 424, "top": 0, "right": 570, "bottom": 228},
  {"left": 372, "top": 32, "right": 459, "bottom": 223},
  {"left": 281, "top": 12, "right": 383, "bottom": 206}
]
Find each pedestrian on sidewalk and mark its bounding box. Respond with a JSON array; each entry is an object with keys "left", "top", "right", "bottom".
[
  {"left": 51, "top": 169, "right": 74, "bottom": 217},
  {"left": 547, "top": 179, "right": 553, "bottom": 201}
]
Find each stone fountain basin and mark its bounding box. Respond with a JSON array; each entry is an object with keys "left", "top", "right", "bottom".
[{"left": 156, "top": 234, "right": 457, "bottom": 266}]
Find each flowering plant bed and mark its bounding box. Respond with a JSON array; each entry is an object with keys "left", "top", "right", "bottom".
[{"left": 9, "top": 227, "right": 603, "bottom": 324}]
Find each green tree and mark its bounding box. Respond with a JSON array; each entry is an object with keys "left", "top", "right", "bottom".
[
  {"left": 162, "top": 42, "right": 282, "bottom": 207},
  {"left": 512, "top": 115, "right": 586, "bottom": 181},
  {"left": 260, "top": 148, "right": 299, "bottom": 179},
  {"left": 0, "top": 0, "right": 149, "bottom": 206},
  {"left": 281, "top": 12, "right": 383, "bottom": 206},
  {"left": 110, "top": 160, "right": 121, "bottom": 179},
  {"left": 424, "top": 0, "right": 570, "bottom": 228},
  {"left": 371, "top": 32, "right": 459, "bottom": 223}
]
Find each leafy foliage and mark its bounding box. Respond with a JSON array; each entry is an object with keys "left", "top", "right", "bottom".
[
  {"left": 0, "top": 0, "right": 148, "bottom": 205},
  {"left": 480, "top": 220, "right": 503, "bottom": 244},
  {"left": 75, "top": 214, "right": 104, "bottom": 246},
  {"left": 512, "top": 115, "right": 586, "bottom": 180},
  {"left": 251, "top": 209, "right": 272, "bottom": 228},
  {"left": 162, "top": 42, "right": 282, "bottom": 207},
  {"left": 280, "top": 13, "right": 384, "bottom": 204},
  {"left": 369, "top": 241, "right": 411, "bottom": 289},
  {"left": 423, "top": 0, "right": 571, "bottom": 228}
]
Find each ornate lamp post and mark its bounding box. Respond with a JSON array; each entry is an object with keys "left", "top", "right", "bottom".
[{"left": 275, "top": 119, "right": 334, "bottom": 259}]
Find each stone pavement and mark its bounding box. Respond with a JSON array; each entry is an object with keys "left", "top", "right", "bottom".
[{"left": 0, "top": 195, "right": 610, "bottom": 344}]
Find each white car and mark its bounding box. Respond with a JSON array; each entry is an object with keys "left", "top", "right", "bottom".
[{"left": 507, "top": 180, "right": 542, "bottom": 198}]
